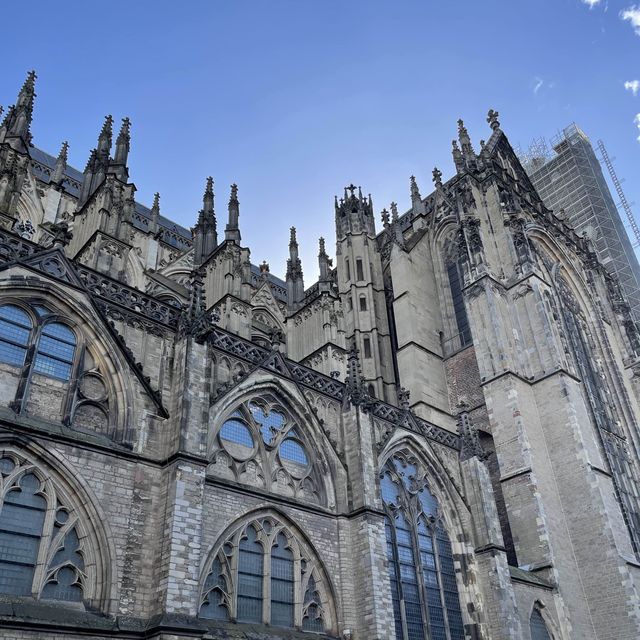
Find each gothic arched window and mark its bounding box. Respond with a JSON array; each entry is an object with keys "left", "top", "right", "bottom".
[
  {"left": 441, "top": 237, "right": 471, "bottom": 353},
  {"left": 0, "top": 303, "right": 77, "bottom": 382},
  {"left": 209, "top": 395, "right": 326, "bottom": 506},
  {"left": 381, "top": 452, "right": 465, "bottom": 640},
  {"left": 199, "top": 516, "right": 333, "bottom": 633},
  {"left": 0, "top": 450, "right": 87, "bottom": 602},
  {"left": 529, "top": 608, "right": 552, "bottom": 640}
]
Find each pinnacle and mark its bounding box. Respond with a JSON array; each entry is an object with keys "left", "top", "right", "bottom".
[
  {"left": 152, "top": 192, "right": 160, "bottom": 213},
  {"left": 57, "top": 140, "right": 69, "bottom": 162},
  {"left": 230, "top": 183, "right": 238, "bottom": 201},
  {"left": 101, "top": 115, "right": 113, "bottom": 137},
  {"left": 290, "top": 226, "right": 298, "bottom": 245}
]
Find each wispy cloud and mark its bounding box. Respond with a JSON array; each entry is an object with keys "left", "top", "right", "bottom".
[
  {"left": 621, "top": 5, "right": 640, "bottom": 35},
  {"left": 625, "top": 80, "right": 640, "bottom": 96},
  {"left": 635, "top": 113, "right": 640, "bottom": 142},
  {"left": 533, "top": 77, "right": 544, "bottom": 95},
  {"left": 582, "top": 0, "right": 601, "bottom": 8}
]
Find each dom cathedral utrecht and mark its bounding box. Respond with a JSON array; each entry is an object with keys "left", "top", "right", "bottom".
[{"left": 1, "top": 71, "right": 640, "bottom": 640}]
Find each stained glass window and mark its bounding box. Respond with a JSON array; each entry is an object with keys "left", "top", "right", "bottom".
[
  {"left": 237, "top": 526, "right": 263, "bottom": 623},
  {"left": 271, "top": 533, "right": 294, "bottom": 627},
  {"left": 382, "top": 454, "right": 465, "bottom": 640}
]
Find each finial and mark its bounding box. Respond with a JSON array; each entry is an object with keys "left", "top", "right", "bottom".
[
  {"left": 398, "top": 386, "right": 411, "bottom": 411},
  {"left": 117, "top": 117, "right": 131, "bottom": 140},
  {"left": 290, "top": 226, "right": 297, "bottom": 245},
  {"left": 381, "top": 208, "right": 390, "bottom": 227},
  {"left": 457, "top": 118, "right": 467, "bottom": 136},
  {"left": 152, "top": 192, "right": 160, "bottom": 214},
  {"left": 390, "top": 202, "right": 399, "bottom": 222},
  {"left": 260, "top": 260, "right": 270, "bottom": 275},
  {"left": 230, "top": 183, "right": 238, "bottom": 202},
  {"left": 50, "top": 140, "right": 69, "bottom": 185},
  {"left": 100, "top": 114, "right": 113, "bottom": 138},
  {"left": 487, "top": 109, "right": 500, "bottom": 131},
  {"left": 410, "top": 175, "right": 421, "bottom": 202},
  {"left": 319, "top": 236, "right": 327, "bottom": 256},
  {"left": 346, "top": 183, "right": 357, "bottom": 197},
  {"left": 432, "top": 167, "right": 443, "bottom": 188}
]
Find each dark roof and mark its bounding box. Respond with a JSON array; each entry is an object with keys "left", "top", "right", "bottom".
[{"left": 29, "top": 146, "right": 193, "bottom": 249}]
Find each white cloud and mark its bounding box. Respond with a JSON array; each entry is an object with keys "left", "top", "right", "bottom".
[
  {"left": 533, "top": 77, "right": 544, "bottom": 94},
  {"left": 635, "top": 113, "right": 640, "bottom": 142},
  {"left": 625, "top": 80, "right": 640, "bottom": 96},
  {"left": 582, "top": 0, "right": 601, "bottom": 7},
  {"left": 621, "top": 5, "right": 640, "bottom": 35}
]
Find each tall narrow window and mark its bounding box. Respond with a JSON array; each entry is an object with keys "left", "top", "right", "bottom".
[
  {"left": 356, "top": 258, "right": 364, "bottom": 281},
  {"left": 345, "top": 259, "right": 351, "bottom": 282},
  {"left": 363, "top": 337, "right": 372, "bottom": 359},
  {"left": 359, "top": 296, "right": 367, "bottom": 311},
  {"left": 237, "top": 526, "right": 263, "bottom": 623},
  {"left": 381, "top": 453, "right": 465, "bottom": 640},
  {"left": 446, "top": 262, "right": 471, "bottom": 348},
  {"left": 0, "top": 472, "right": 46, "bottom": 595},
  {"left": 271, "top": 533, "right": 294, "bottom": 627}
]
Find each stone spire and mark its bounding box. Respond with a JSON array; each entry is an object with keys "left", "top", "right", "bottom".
[
  {"left": 3, "top": 70, "right": 37, "bottom": 149},
  {"left": 225, "top": 183, "right": 241, "bottom": 243},
  {"left": 111, "top": 117, "right": 131, "bottom": 181},
  {"left": 345, "top": 342, "right": 368, "bottom": 406},
  {"left": 150, "top": 192, "right": 161, "bottom": 235},
  {"left": 286, "top": 226, "right": 304, "bottom": 306},
  {"left": 318, "top": 236, "right": 333, "bottom": 289},
  {"left": 410, "top": 175, "right": 421, "bottom": 208},
  {"left": 193, "top": 177, "right": 218, "bottom": 266},
  {"left": 97, "top": 115, "right": 113, "bottom": 157},
  {"left": 390, "top": 202, "right": 405, "bottom": 249},
  {"left": 50, "top": 141, "right": 68, "bottom": 186},
  {"left": 458, "top": 119, "right": 475, "bottom": 158}
]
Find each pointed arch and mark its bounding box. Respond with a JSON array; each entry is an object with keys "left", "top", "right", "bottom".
[
  {"left": 198, "top": 507, "right": 337, "bottom": 633},
  {"left": 378, "top": 436, "right": 472, "bottom": 640},
  {"left": 0, "top": 434, "right": 117, "bottom": 613},
  {"left": 0, "top": 277, "right": 137, "bottom": 444},
  {"left": 208, "top": 373, "right": 340, "bottom": 510},
  {"left": 528, "top": 599, "right": 560, "bottom": 640}
]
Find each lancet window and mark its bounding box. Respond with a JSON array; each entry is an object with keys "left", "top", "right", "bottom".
[
  {"left": 529, "top": 608, "right": 552, "bottom": 640},
  {"left": 381, "top": 452, "right": 465, "bottom": 640},
  {"left": 209, "top": 395, "right": 326, "bottom": 506},
  {"left": 199, "top": 516, "right": 330, "bottom": 633},
  {"left": 441, "top": 237, "right": 471, "bottom": 354},
  {"left": 0, "top": 449, "right": 88, "bottom": 602}
]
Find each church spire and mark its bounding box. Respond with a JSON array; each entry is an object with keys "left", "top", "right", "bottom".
[
  {"left": 193, "top": 177, "right": 218, "bottom": 266},
  {"left": 225, "top": 183, "right": 241, "bottom": 243},
  {"left": 50, "top": 141, "right": 68, "bottom": 186},
  {"left": 2, "top": 70, "right": 37, "bottom": 150},
  {"left": 111, "top": 117, "right": 131, "bottom": 181}
]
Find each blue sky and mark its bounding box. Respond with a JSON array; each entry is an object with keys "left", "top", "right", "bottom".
[{"left": 2, "top": 0, "right": 639, "bottom": 280}]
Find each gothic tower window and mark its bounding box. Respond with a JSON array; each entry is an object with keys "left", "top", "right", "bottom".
[
  {"left": 199, "top": 515, "right": 334, "bottom": 633},
  {"left": 209, "top": 395, "right": 327, "bottom": 506},
  {"left": 441, "top": 236, "right": 471, "bottom": 352},
  {"left": 356, "top": 258, "right": 364, "bottom": 282},
  {"left": 381, "top": 452, "right": 465, "bottom": 640},
  {"left": 446, "top": 261, "right": 471, "bottom": 349}
]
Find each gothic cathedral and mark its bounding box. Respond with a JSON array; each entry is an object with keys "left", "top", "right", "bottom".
[{"left": 1, "top": 72, "right": 639, "bottom": 640}]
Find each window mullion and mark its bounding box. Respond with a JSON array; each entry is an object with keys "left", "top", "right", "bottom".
[
  {"left": 410, "top": 513, "right": 432, "bottom": 640},
  {"left": 263, "top": 536, "right": 271, "bottom": 625},
  {"left": 10, "top": 323, "right": 42, "bottom": 415}
]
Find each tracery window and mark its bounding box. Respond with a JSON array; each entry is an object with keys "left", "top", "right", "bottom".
[
  {"left": 0, "top": 449, "right": 87, "bottom": 602},
  {"left": 199, "top": 516, "right": 331, "bottom": 633},
  {"left": 210, "top": 395, "right": 326, "bottom": 506},
  {"left": 0, "top": 303, "right": 76, "bottom": 382},
  {"left": 381, "top": 452, "right": 465, "bottom": 640}
]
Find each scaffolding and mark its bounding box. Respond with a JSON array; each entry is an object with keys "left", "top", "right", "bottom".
[
  {"left": 597, "top": 139, "right": 640, "bottom": 249},
  {"left": 519, "top": 124, "right": 640, "bottom": 321}
]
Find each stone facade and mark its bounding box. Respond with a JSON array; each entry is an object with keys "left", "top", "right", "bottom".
[{"left": 0, "top": 73, "right": 639, "bottom": 639}]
